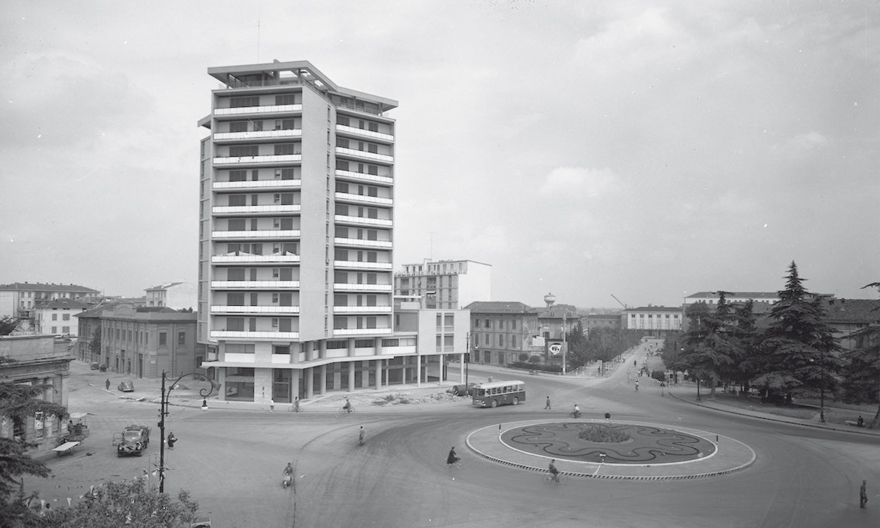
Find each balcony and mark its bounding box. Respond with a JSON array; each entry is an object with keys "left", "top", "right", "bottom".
[
  {"left": 335, "top": 147, "right": 393, "bottom": 164},
  {"left": 211, "top": 253, "right": 300, "bottom": 264},
  {"left": 212, "top": 204, "right": 301, "bottom": 216},
  {"left": 333, "top": 328, "right": 393, "bottom": 337},
  {"left": 213, "top": 179, "right": 301, "bottom": 191},
  {"left": 335, "top": 192, "right": 393, "bottom": 207},
  {"left": 211, "top": 330, "right": 299, "bottom": 340},
  {"left": 333, "top": 306, "right": 393, "bottom": 314},
  {"left": 333, "top": 260, "right": 393, "bottom": 271},
  {"left": 335, "top": 124, "right": 394, "bottom": 143},
  {"left": 213, "top": 129, "right": 302, "bottom": 143},
  {"left": 333, "top": 283, "right": 393, "bottom": 293},
  {"left": 211, "top": 305, "right": 300, "bottom": 314},
  {"left": 211, "top": 280, "right": 300, "bottom": 289},
  {"left": 333, "top": 215, "right": 392, "bottom": 228},
  {"left": 213, "top": 154, "right": 301, "bottom": 166},
  {"left": 212, "top": 230, "right": 300, "bottom": 240},
  {"left": 334, "top": 169, "right": 393, "bottom": 186},
  {"left": 334, "top": 237, "right": 393, "bottom": 249},
  {"left": 213, "top": 104, "right": 302, "bottom": 117}
]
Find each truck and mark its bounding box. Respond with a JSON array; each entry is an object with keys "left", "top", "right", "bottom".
[{"left": 112, "top": 425, "right": 150, "bottom": 457}]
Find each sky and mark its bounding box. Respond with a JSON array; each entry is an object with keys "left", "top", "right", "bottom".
[{"left": 1, "top": 0, "right": 878, "bottom": 309}]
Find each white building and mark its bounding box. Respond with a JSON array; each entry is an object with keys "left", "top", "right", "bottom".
[
  {"left": 145, "top": 282, "right": 197, "bottom": 310},
  {"left": 622, "top": 306, "right": 682, "bottom": 333},
  {"left": 34, "top": 299, "right": 89, "bottom": 337},
  {"left": 394, "top": 259, "right": 491, "bottom": 309}
]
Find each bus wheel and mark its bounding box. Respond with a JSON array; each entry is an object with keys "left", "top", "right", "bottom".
[
  {"left": 512, "top": 397, "right": 519, "bottom": 405},
  {"left": 491, "top": 400, "right": 498, "bottom": 408}
]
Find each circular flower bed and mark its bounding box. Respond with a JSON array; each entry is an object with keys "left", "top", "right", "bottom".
[{"left": 577, "top": 424, "right": 631, "bottom": 443}]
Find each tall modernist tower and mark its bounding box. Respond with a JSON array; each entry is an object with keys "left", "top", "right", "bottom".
[{"left": 197, "top": 61, "right": 403, "bottom": 405}]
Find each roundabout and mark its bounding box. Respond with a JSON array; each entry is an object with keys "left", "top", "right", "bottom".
[{"left": 467, "top": 419, "right": 756, "bottom": 480}]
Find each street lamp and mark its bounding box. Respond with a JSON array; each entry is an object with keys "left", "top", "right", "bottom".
[{"left": 158, "top": 370, "right": 215, "bottom": 493}]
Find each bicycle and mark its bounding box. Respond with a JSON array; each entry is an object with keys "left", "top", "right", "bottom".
[
  {"left": 544, "top": 473, "right": 568, "bottom": 484},
  {"left": 568, "top": 411, "right": 582, "bottom": 419},
  {"left": 446, "top": 458, "right": 462, "bottom": 470},
  {"left": 288, "top": 403, "right": 302, "bottom": 412},
  {"left": 336, "top": 405, "right": 355, "bottom": 418}
]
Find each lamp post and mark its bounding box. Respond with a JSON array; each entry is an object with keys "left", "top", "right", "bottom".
[
  {"left": 158, "top": 370, "right": 215, "bottom": 493},
  {"left": 819, "top": 350, "right": 826, "bottom": 423}
]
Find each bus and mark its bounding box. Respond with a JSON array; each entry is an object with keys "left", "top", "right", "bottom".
[{"left": 472, "top": 380, "right": 526, "bottom": 408}]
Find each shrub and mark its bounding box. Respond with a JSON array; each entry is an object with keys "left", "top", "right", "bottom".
[{"left": 577, "top": 425, "right": 631, "bottom": 443}]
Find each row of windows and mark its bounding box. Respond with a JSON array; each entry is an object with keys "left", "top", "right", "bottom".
[
  {"left": 229, "top": 94, "right": 299, "bottom": 108},
  {"left": 228, "top": 119, "right": 296, "bottom": 133},
  {"left": 104, "top": 328, "right": 186, "bottom": 346},
  {"left": 628, "top": 314, "right": 681, "bottom": 318},
  {"left": 472, "top": 333, "right": 521, "bottom": 348},
  {"left": 473, "top": 318, "right": 520, "bottom": 330}
]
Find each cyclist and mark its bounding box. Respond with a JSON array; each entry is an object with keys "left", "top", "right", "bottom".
[
  {"left": 571, "top": 404, "right": 581, "bottom": 418},
  {"left": 548, "top": 459, "right": 560, "bottom": 483},
  {"left": 282, "top": 462, "right": 293, "bottom": 488},
  {"left": 447, "top": 447, "right": 460, "bottom": 467},
  {"left": 342, "top": 397, "right": 352, "bottom": 413}
]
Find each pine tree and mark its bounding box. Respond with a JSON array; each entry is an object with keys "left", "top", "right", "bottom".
[{"left": 753, "top": 262, "right": 843, "bottom": 405}]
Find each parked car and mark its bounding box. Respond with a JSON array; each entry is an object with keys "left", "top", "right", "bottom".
[
  {"left": 90, "top": 362, "right": 100, "bottom": 370},
  {"left": 447, "top": 383, "right": 476, "bottom": 397},
  {"left": 118, "top": 380, "right": 135, "bottom": 392}
]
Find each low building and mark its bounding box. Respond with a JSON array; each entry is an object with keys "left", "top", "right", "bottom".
[
  {"left": 622, "top": 306, "right": 682, "bottom": 334},
  {"left": 820, "top": 298, "right": 880, "bottom": 351},
  {"left": 88, "top": 304, "right": 203, "bottom": 379},
  {"left": 466, "top": 301, "right": 540, "bottom": 366},
  {"left": 0, "top": 335, "right": 72, "bottom": 455},
  {"left": 0, "top": 282, "right": 100, "bottom": 321},
  {"left": 584, "top": 313, "right": 623, "bottom": 332},
  {"left": 34, "top": 299, "right": 89, "bottom": 337}
]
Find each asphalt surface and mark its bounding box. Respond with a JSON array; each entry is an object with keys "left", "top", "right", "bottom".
[{"left": 23, "top": 342, "right": 880, "bottom": 528}]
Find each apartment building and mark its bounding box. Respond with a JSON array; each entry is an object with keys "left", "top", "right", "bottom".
[
  {"left": 394, "top": 259, "right": 491, "bottom": 309},
  {"left": 198, "top": 60, "right": 466, "bottom": 406},
  {"left": 0, "top": 282, "right": 99, "bottom": 320},
  {"left": 34, "top": 298, "right": 88, "bottom": 337},
  {"left": 467, "top": 301, "right": 540, "bottom": 366},
  {"left": 145, "top": 282, "right": 197, "bottom": 310}
]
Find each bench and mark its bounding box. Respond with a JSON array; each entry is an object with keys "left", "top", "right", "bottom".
[
  {"left": 53, "top": 441, "right": 80, "bottom": 457},
  {"left": 844, "top": 420, "right": 864, "bottom": 427}
]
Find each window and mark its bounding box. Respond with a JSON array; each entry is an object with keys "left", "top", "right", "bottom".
[
  {"left": 178, "top": 332, "right": 185, "bottom": 345},
  {"left": 275, "top": 94, "right": 296, "bottom": 105},
  {"left": 52, "top": 314, "right": 57, "bottom": 321},
  {"left": 230, "top": 121, "right": 248, "bottom": 133},
  {"left": 274, "top": 143, "right": 296, "bottom": 155},
  {"left": 230, "top": 145, "right": 258, "bottom": 157},
  {"left": 51, "top": 326, "right": 57, "bottom": 333},
  {"left": 230, "top": 96, "right": 259, "bottom": 108},
  {"left": 63, "top": 313, "right": 70, "bottom": 321},
  {"left": 229, "top": 170, "right": 247, "bottom": 182},
  {"left": 159, "top": 332, "right": 167, "bottom": 346}
]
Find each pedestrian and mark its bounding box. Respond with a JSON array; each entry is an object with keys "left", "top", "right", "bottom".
[
  {"left": 857, "top": 415, "right": 864, "bottom": 427},
  {"left": 105, "top": 379, "right": 110, "bottom": 391},
  {"left": 544, "top": 396, "right": 551, "bottom": 410},
  {"left": 269, "top": 399, "right": 274, "bottom": 412},
  {"left": 860, "top": 480, "right": 868, "bottom": 508},
  {"left": 359, "top": 426, "right": 365, "bottom": 445},
  {"left": 294, "top": 396, "right": 300, "bottom": 412}
]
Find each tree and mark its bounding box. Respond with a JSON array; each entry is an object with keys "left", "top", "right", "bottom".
[
  {"left": 41, "top": 478, "right": 199, "bottom": 528},
  {"left": 88, "top": 328, "right": 101, "bottom": 361},
  {"left": 840, "top": 282, "right": 880, "bottom": 429},
  {"left": 0, "top": 359, "right": 70, "bottom": 526},
  {"left": 752, "top": 262, "right": 844, "bottom": 404},
  {"left": 679, "top": 294, "right": 739, "bottom": 398},
  {"left": 564, "top": 321, "right": 588, "bottom": 369},
  {"left": 0, "top": 317, "right": 19, "bottom": 336}
]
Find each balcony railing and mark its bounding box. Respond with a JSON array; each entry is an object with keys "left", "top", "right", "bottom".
[
  {"left": 214, "top": 154, "right": 301, "bottom": 165},
  {"left": 214, "top": 104, "right": 302, "bottom": 116},
  {"left": 332, "top": 328, "right": 393, "bottom": 336},
  {"left": 213, "top": 179, "right": 301, "bottom": 190},
  {"left": 333, "top": 215, "right": 392, "bottom": 228},
  {"left": 211, "top": 330, "right": 299, "bottom": 339},
  {"left": 214, "top": 129, "right": 301, "bottom": 142},
  {"left": 333, "top": 283, "right": 393, "bottom": 292},
  {"left": 212, "top": 230, "right": 301, "bottom": 239},
  {"left": 335, "top": 147, "right": 393, "bottom": 164},
  {"left": 211, "top": 280, "right": 300, "bottom": 289},
  {"left": 333, "top": 261, "right": 393, "bottom": 270},
  {"left": 333, "top": 306, "right": 393, "bottom": 314},
  {"left": 333, "top": 238, "right": 393, "bottom": 249},
  {"left": 334, "top": 192, "right": 393, "bottom": 206},
  {"left": 211, "top": 305, "right": 300, "bottom": 314},
  {"left": 335, "top": 124, "right": 394, "bottom": 143},
  {"left": 211, "top": 253, "right": 300, "bottom": 264},
  {"left": 334, "top": 169, "right": 393, "bottom": 185},
  {"left": 212, "top": 204, "right": 301, "bottom": 215}
]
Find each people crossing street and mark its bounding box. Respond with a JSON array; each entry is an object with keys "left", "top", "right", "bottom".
[{"left": 544, "top": 396, "right": 551, "bottom": 410}]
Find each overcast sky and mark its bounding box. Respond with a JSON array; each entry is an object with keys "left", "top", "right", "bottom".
[{"left": 1, "top": 0, "right": 878, "bottom": 309}]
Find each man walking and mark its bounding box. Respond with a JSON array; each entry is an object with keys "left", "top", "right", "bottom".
[
  {"left": 105, "top": 379, "right": 110, "bottom": 391},
  {"left": 544, "top": 396, "right": 551, "bottom": 410},
  {"left": 861, "top": 480, "right": 868, "bottom": 508}
]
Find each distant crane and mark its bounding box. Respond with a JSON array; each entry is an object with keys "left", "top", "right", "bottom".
[{"left": 611, "top": 294, "right": 629, "bottom": 310}]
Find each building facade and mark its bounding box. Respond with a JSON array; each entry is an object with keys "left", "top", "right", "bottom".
[
  {"left": 197, "top": 60, "right": 464, "bottom": 406},
  {"left": 34, "top": 299, "right": 89, "bottom": 337},
  {"left": 394, "top": 259, "right": 491, "bottom": 309},
  {"left": 0, "top": 335, "right": 72, "bottom": 455},
  {"left": 87, "top": 304, "right": 202, "bottom": 379},
  {"left": 145, "top": 282, "right": 197, "bottom": 310},
  {"left": 466, "top": 301, "right": 540, "bottom": 366},
  {"left": 584, "top": 313, "right": 623, "bottom": 332},
  {"left": 0, "top": 283, "right": 99, "bottom": 321},
  {"left": 622, "top": 306, "right": 682, "bottom": 333}
]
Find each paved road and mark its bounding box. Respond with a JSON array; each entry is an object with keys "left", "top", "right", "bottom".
[{"left": 24, "top": 343, "right": 880, "bottom": 527}]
